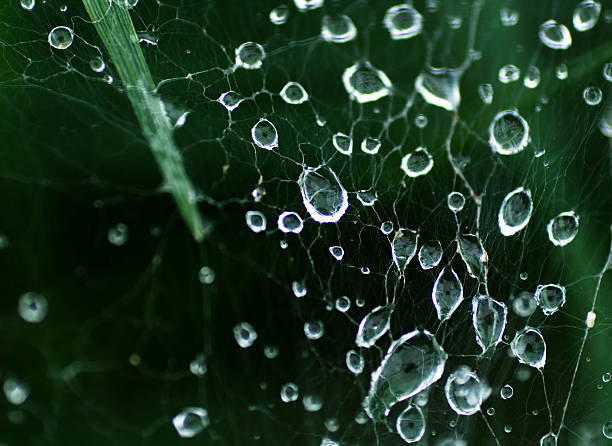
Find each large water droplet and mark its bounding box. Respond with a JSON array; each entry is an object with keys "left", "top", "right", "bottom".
[
  {"left": 280, "top": 82, "right": 308, "bottom": 104},
  {"left": 400, "top": 147, "right": 434, "bottom": 177},
  {"left": 48, "top": 26, "right": 74, "bottom": 50},
  {"left": 489, "top": 110, "right": 529, "bottom": 155},
  {"left": 539, "top": 20, "right": 572, "bottom": 50},
  {"left": 281, "top": 383, "right": 299, "bottom": 402},
  {"left": 355, "top": 305, "right": 392, "bottom": 348},
  {"left": 18, "top": 292, "right": 48, "bottom": 323},
  {"left": 391, "top": 228, "right": 419, "bottom": 273},
  {"left": 346, "top": 350, "right": 365, "bottom": 375},
  {"left": 342, "top": 61, "right": 392, "bottom": 103},
  {"left": 444, "top": 366, "right": 485, "bottom": 415},
  {"left": 415, "top": 69, "right": 460, "bottom": 111},
  {"left": 498, "top": 187, "right": 533, "bottom": 236},
  {"left": 512, "top": 291, "right": 537, "bottom": 317},
  {"left": 321, "top": 14, "right": 357, "bottom": 43},
  {"left": 396, "top": 404, "right": 426, "bottom": 443},
  {"left": 364, "top": 329, "right": 447, "bottom": 421},
  {"left": 547, "top": 211, "right": 579, "bottom": 246},
  {"left": 270, "top": 5, "right": 289, "bottom": 25},
  {"left": 457, "top": 234, "right": 487, "bottom": 280},
  {"left": 298, "top": 166, "right": 348, "bottom": 224},
  {"left": 432, "top": 267, "right": 463, "bottom": 322},
  {"left": 573, "top": 1, "right": 601, "bottom": 31},
  {"left": 233, "top": 322, "right": 258, "bottom": 348},
  {"left": 383, "top": 4, "right": 423, "bottom": 40},
  {"left": 172, "top": 407, "right": 209, "bottom": 438},
  {"left": 251, "top": 118, "right": 278, "bottom": 150},
  {"left": 245, "top": 210, "right": 267, "bottom": 233},
  {"left": 235, "top": 42, "right": 265, "bottom": 69},
  {"left": 418, "top": 240, "right": 443, "bottom": 270},
  {"left": 332, "top": 132, "right": 353, "bottom": 155},
  {"left": 511, "top": 326, "right": 546, "bottom": 368},
  {"left": 472, "top": 294, "right": 507, "bottom": 352},
  {"left": 534, "top": 284, "right": 566, "bottom": 315}
]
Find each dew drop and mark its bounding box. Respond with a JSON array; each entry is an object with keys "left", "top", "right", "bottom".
[
  {"left": 498, "top": 187, "right": 533, "bottom": 236},
  {"left": 511, "top": 326, "right": 546, "bottom": 369},
  {"left": 361, "top": 136, "right": 381, "bottom": 155},
  {"left": 198, "top": 266, "right": 215, "bottom": 284},
  {"left": 556, "top": 63, "right": 568, "bottom": 80},
  {"left": 189, "top": 353, "right": 207, "bottom": 376},
  {"left": 304, "top": 320, "right": 324, "bottom": 340},
  {"left": 233, "top": 322, "right": 258, "bottom": 348},
  {"left": 447, "top": 191, "right": 465, "bottom": 212},
  {"left": 294, "top": 0, "right": 323, "bottom": 12},
  {"left": 278, "top": 211, "right": 304, "bottom": 234},
  {"left": 298, "top": 166, "right": 348, "bottom": 224},
  {"left": 573, "top": 1, "right": 601, "bottom": 31},
  {"left": 401, "top": 147, "right": 434, "bottom": 177},
  {"left": 380, "top": 221, "right": 394, "bottom": 235},
  {"left": 89, "top": 56, "right": 105, "bottom": 73},
  {"left": 346, "top": 350, "right": 365, "bottom": 375},
  {"left": 342, "top": 61, "right": 392, "bottom": 103},
  {"left": 270, "top": 5, "right": 289, "bottom": 25},
  {"left": 324, "top": 418, "right": 340, "bottom": 432},
  {"left": 48, "top": 26, "right": 74, "bottom": 50},
  {"left": 489, "top": 110, "right": 529, "bottom": 155},
  {"left": 280, "top": 82, "right": 308, "bottom": 104},
  {"left": 108, "top": 223, "right": 128, "bottom": 246},
  {"left": 512, "top": 291, "right": 537, "bottom": 317},
  {"left": 18, "top": 292, "right": 48, "bottom": 323},
  {"left": 329, "top": 245, "right": 344, "bottom": 260},
  {"left": 539, "top": 20, "right": 572, "bottom": 50},
  {"left": 245, "top": 210, "right": 267, "bottom": 233},
  {"left": 500, "top": 384, "right": 514, "bottom": 400},
  {"left": 235, "top": 42, "right": 265, "bottom": 69},
  {"left": 478, "top": 84, "right": 494, "bottom": 104},
  {"left": 418, "top": 240, "right": 443, "bottom": 270},
  {"left": 534, "top": 284, "right": 566, "bottom": 315},
  {"left": 498, "top": 64, "right": 520, "bottom": 84},
  {"left": 487, "top": 407, "right": 496, "bottom": 416},
  {"left": 444, "top": 366, "right": 485, "bottom": 415},
  {"left": 20, "top": 0, "right": 35, "bottom": 10},
  {"left": 524, "top": 66, "right": 541, "bottom": 89},
  {"left": 457, "top": 234, "right": 488, "bottom": 280},
  {"left": 415, "top": 69, "right": 460, "bottom": 111},
  {"left": 472, "top": 294, "right": 507, "bottom": 352},
  {"left": 603, "top": 372, "right": 611, "bottom": 383},
  {"left": 321, "top": 14, "right": 357, "bottom": 43},
  {"left": 540, "top": 432, "right": 558, "bottom": 445},
  {"left": 500, "top": 7, "right": 519, "bottom": 26},
  {"left": 396, "top": 404, "right": 426, "bottom": 443},
  {"left": 172, "top": 407, "right": 209, "bottom": 438},
  {"left": 356, "top": 189, "right": 378, "bottom": 206},
  {"left": 251, "top": 119, "right": 278, "bottom": 150},
  {"left": 355, "top": 297, "right": 366, "bottom": 307},
  {"left": 391, "top": 228, "right": 419, "bottom": 273},
  {"left": 383, "top": 4, "right": 423, "bottom": 40},
  {"left": 302, "top": 394, "right": 323, "bottom": 412},
  {"left": 364, "top": 329, "right": 447, "bottom": 421},
  {"left": 432, "top": 267, "right": 463, "bottom": 322},
  {"left": 292, "top": 280, "right": 307, "bottom": 298},
  {"left": 414, "top": 114, "right": 428, "bottom": 128},
  {"left": 280, "top": 383, "right": 299, "bottom": 402},
  {"left": 3, "top": 378, "right": 30, "bottom": 405},
  {"left": 264, "top": 345, "right": 279, "bottom": 359},
  {"left": 332, "top": 132, "right": 353, "bottom": 155},
  {"left": 583, "top": 86, "right": 603, "bottom": 105},
  {"left": 505, "top": 425, "right": 513, "bottom": 434},
  {"left": 335, "top": 296, "right": 351, "bottom": 312},
  {"left": 355, "top": 305, "right": 392, "bottom": 348}
]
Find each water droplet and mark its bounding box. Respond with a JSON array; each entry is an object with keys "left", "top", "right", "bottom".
[
  {"left": 556, "top": 63, "right": 569, "bottom": 80},
  {"left": 587, "top": 311, "right": 597, "bottom": 328},
  {"left": 447, "top": 191, "right": 465, "bottom": 212},
  {"left": 298, "top": 166, "right": 348, "bottom": 224},
  {"left": 321, "top": 14, "right": 357, "bottom": 43},
  {"left": 432, "top": 267, "right": 463, "bottom": 322},
  {"left": 251, "top": 119, "right": 278, "bottom": 150},
  {"left": 414, "top": 114, "right": 428, "bottom": 128},
  {"left": 356, "top": 189, "right": 377, "bottom": 206},
  {"left": 281, "top": 383, "right": 299, "bottom": 402},
  {"left": 498, "top": 187, "right": 533, "bottom": 236},
  {"left": 108, "top": 223, "right": 128, "bottom": 246},
  {"left": 335, "top": 296, "right": 351, "bottom": 312},
  {"left": 218, "top": 91, "right": 243, "bottom": 112},
  {"left": 498, "top": 64, "right": 520, "bottom": 84},
  {"left": 457, "top": 234, "right": 488, "bottom": 280},
  {"left": 235, "top": 42, "right": 265, "bottom": 69},
  {"left": 415, "top": 69, "right": 460, "bottom": 111},
  {"left": 512, "top": 291, "right": 537, "bottom": 317},
  {"left": 383, "top": 4, "right": 423, "bottom": 40},
  {"left": 500, "top": 7, "right": 519, "bottom": 26},
  {"left": 534, "top": 284, "right": 566, "bottom": 315},
  {"left": 346, "top": 350, "right": 365, "bottom": 375},
  {"left": 245, "top": 210, "right": 267, "bottom": 233},
  {"left": 364, "top": 329, "right": 447, "bottom": 421},
  {"left": 380, "top": 221, "right": 394, "bottom": 235},
  {"left": 292, "top": 280, "right": 307, "bottom": 298},
  {"left": 172, "top": 407, "right": 209, "bottom": 438},
  {"left": 89, "top": 56, "right": 105, "bottom": 73},
  {"left": 391, "top": 228, "right": 419, "bottom": 273},
  {"left": 573, "top": 1, "right": 601, "bottom": 31},
  {"left": 320, "top": 438, "right": 338, "bottom": 446},
  {"left": 487, "top": 407, "right": 496, "bottom": 416},
  {"left": 583, "top": 86, "right": 603, "bottom": 105},
  {"left": 342, "top": 61, "right": 392, "bottom": 103},
  {"left": 540, "top": 432, "right": 558, "bottom": 445},
  {"left": 472, "top": 294, "right": 507, "bottom": 352},
  {"left": 20, "top": 0, "right": 35, "bottom": 10},
  {"left": 603, "top": 62, "right": 612, "bottom": 81},
  {"left": 3, "top": 378, "right": 30, "bottom": 405},
  {"left": 302, "top": 394, "right": 323, "bottom": 412},
  {"left": 270, "top": 5, "right": 289, "bottom": 25},
  {"left": 198, "top": 266, "right": 215, "bottom": 284},
  {"left": 355, "top": 297, "right": 366, "bottom": 307},
  {"left": 360, "top": 136, "right": 381, "bottom": 154},
  {"left": 324, "top": 418, "right": 340, "bottom": 432},
  {"left": 539, "top": 20, "right": 572, "bottom": 50},
  {"left": 400, "top": 147, "right": 434, "bottom": 177},
  {"left": 448, "top": 15, "right": 462, "bottom": 29},
  {"left": 278, "top": 211, "right": 304, "bottom": 234},
  {"left": 355, "top": 305, "right": 392, "bottom": 348},
  {"left": 418, "top": 240, "right": 443, "bottom": 270},
  {"left": 500, "top": 384, "right": 514, "bottom": 400},
  {"left": 329, "top": 245, "right": 344, "bottom": 260},
  {"left": 294, "top": 0, "right": 323, "bottom": 11},
  {"left": 511, "top": 326, "right": 546, "bottom": 368},
  {"left": 304, "top": 320, "right": 324, "bottom": 340},
  {"left": 332, "top": 132, "right": 353, "bottom": 155},
  {"left": 189, "top": 353, "right": 207, "bottom": 376},
  {"left": 603, "top": 372, "right": 611, "bottom": 382},
  {"left": 524, "top": 66, "right": 540, "bottom": 88},
  {"left": 444, "top": 366, "right": 485, "bottom": 415},
  {"left": 504, "top": 425, "right": 513, "bottom": 434},
  {"left": 264, "top": 345, "right": 279, "bottom": 359},
  {"left": 233, "top": 322, "right": 258, "bottom": 348},
  {"left": 479, "top": 84, "right": 494, "bottom": 104},
  {"left": 124, "top": 0, "right": 139, "bottom": 8},
  {"left": 396, "top": 404, "right": 426, "bottom": 443},
  {"left": 18, "top": 292, "right": 48, "bottom": 323},
  {"left": 48, "top": 26, "right": 74, "bottom": 50},
  {"left": 280, "top": 81, "right": 308, "bottom": 104}
]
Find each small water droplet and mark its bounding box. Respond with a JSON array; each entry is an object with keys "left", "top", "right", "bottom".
[
  {"left": 302, "top": 394, "right": 323, "bottom": 412},
  {"left": 89, "top": 56, "right": 105, "bottom": 73},
  {"left": 18, "top": 292, "right": 48, "bottom": 323},
  {"left": 356, "top": 305, "right": 392, "bottom": 348},
  {"left": 335, "top": 296, "right": 351, "bottom": 312},
  {"left": 432, "top": 267, "right": 463, "bottom": 321},
  {"left": 3, "top": 378, "right": 30, "bottom": 405},
  {"left": 380, "top": 221, "right": 393, "bottom": 235},
  {"left": 329, "top": 245, "right": 344, "bottom": 260},
  {"left": 524, "top": 66, "right": 540, "bottom": 88},
  {"left": 360, "top": 136, "right": 381, "bottom": 155},
  {"left": 500, "top": 384, "right": 514, "bottom": 400},
  {"left": 294, "top": 0, "right": 323, "bottom": 12},
  {"left": 270, "top": 5, "right": 289, "bottom": 25},
  {"left": 556, "top": 63, "right": 569, "bottom": 80},
  {"left": 20, "top": 0, "right": 35, "bottom": 10},
  {"left": 342, "top": 61, "right": 392, "bottom": 103},
  {"left": 396, "top": 404, "right": 426, "bottom": 443},
  {"left": 108, "top": 223, "right": 128, "bottom": 246},
  {"left": 392, "top": 228, "right": 419, "bottom": 273},
  {"left": 304, "top": 320, "right": 324, "bottom": 340},
  {"left": 172, "top": 407, "right": 209, "bottom": 438},
  {"left": 603, "top": 62, "right": 612, "bottom": 81},
  {"left": 198, "top": 266, "right": 215, "bottom": 284},
  {"left": 415, "top": 69, "right": 460, "bottom": 111},
  {"left": 292, "top": 280, "right": 307, "bottom": 298},
  {"left": 356, "top": 189, "right": 378, "bottom": 206},
  {"left": 583, "top": 86, "right": 603, "bottom": 105},
  {"left": 218, "top": 91, "right": 243, "bottom": 112},
  {"left": 489, "top": 110, "right": 529, "bottom": 156},
  {"left": 500, "top": 7, "right": 519, "bottom": 26},
  {"left": 346, "top": 350, "right": 364, "bottom": 375},
  {"left": 498, "top": 64, "right": 520, "bottom": 84},
  {"left": 251, "top": 118, "right": 278, "bottom": 149},
  {"left": 332, "top": 132, "right": 353, "bottom": 155},
  {"left": 447, "top": 191, "right": 465, "bottom": 212},
  {"left": 401, "top": 147, "right": 434, "bottom": 177},
  {"left": 280, "top": 82, "right": 308, "bottom": 104},
  {"left": 48, "top": 26, "right": 74, "bottom": 50},
  {"left": 189, "top": 353, "right": 207, "bottom": 376},
  {"left": 233, "top": 322, "right": 258, "bottom": 348},
  {"left": 414, "top": 114, "right": 428, "bottom": 128},
  {"left": 264, "top": 345, "right": 279, "bottom": 359},
  {"left": 245, "top": 211, "right": 267, "bottom": 233},
  {"left": 280, "top": 383, "right": 299, "bottom": 402},
  {"left": 602, "top": 372, "right": 611, "bottom": 383},
  {"left": 539, "top": 20, "right": 572, "bottom": 50},
  {"left": 235, "top": 42, "right": 265, "bottom": 69},
  {"left": 444, "top": 366, "right": 485, "bottom": 415},
  {"left": 478, "top": 84, "right": 493, "bottom": 104},
  {"left": 540, "top": 432, "right": 558, "bottom": 446},
  {"left": 472, "top": 294, "right": 507, "bottom": 352},
  {"left": 277, "top": 211, "right": 304, "bottom": 234},
  {"left": 321, "top": 14, "right": 357, "bottom": 43}
]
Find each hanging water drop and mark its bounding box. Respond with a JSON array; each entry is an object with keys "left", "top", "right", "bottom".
[
  {"left": 346, "top": 350, "right": 365, "bottom": 375},
  {"left": 342, "top": 61, "right": 392, "bottom": 103},
  {"left": 444, "top": 366, "right": 485, "bottom": 415},
  {"left": 396, "top": 404, "right": 426, "bottom": 443},
  {"left": 321, "top": 14, "right": 357, "bottom": 43},
  {"left": 418, "top": 240, "right": 443, "bottom": 270},
  {"left": 539, "top": 20, "right": 572, "bottom": 50},
  {"left": 432, "top": 267, "right": 463, "bottom": 322},
  {"left": 383, "top": 4, "right": 423, "bottom": 40},
  {"left": 298, "top": 166, "right": 348, "bottom": 224},
  {"left": 400, "top": 147, "right": 434, "bottom": 177},
  {"left": 332, "top": 132, "right": 353, "bottom": 155},
  {"left": 415, "top": 69, "right": 460, "bottom": 111},
  {"left": 172, "top": 407, "right": 209, "bottom": 438},
  {"left": 89, "top": 56, "right": 106, "bottom": 73},
  {"left": 329, "top": 245, "right": 344, "bottom": 260},
  {"left": 478, "top": 84, "right": 493, "bottom": 104},
  {"left": 235, "top": 42, "right": 265, "bottom": 69},
  {"left": 48, "top": 26, "right": 74, "bottom": 50},
  {"left": 472, "top": 294, "right": 507, "bottom": 352},
  {"left": 18, "top": 292, "right": 48, "bottom": 323},
  {"left": 233, "top": 322, "right": 258, "bottom": 348},
  {"left": 292, "top": 280, "right": 307, "bottom": 298},
  {"left": 447, "top": 191, "right": 465, "bottom": 212},
  {"left": 534, "top": 284, "right": 566, "bottom": 315},
  {"left": 457, "top": 234, "right": 487, "bottom": 280},
  {"left": 280, "top": 82, "right": 308, "bottom": 104},
  {"left": 498, "top": 187, "right": 533, "bottom": 236},
  {"left": 355, "top": 305, "right": 392, "bottom": 348},
  {"left": 556, "top": 63, "right": 569, "bottom": 80},
  {"left": 573, "top": 1, "right": 601, "bottom": 31},
  {"left": 391, "top": 228, "right": 419, "bottom": 273},
  {"left": 524, "top": 66, "right": 541, "bottom": 89},
  {"left": 361, "top": 137, "right": 381, "bottom": 155},
  {"left": 511, "top": 327, "right": 546, "bottom": 368},
  {"left": 245, "top": 210, "right": 267, "bottom": 233},
  {"left": 380, "top": 221, "right": 393, "bottom": 235},
  {"left": 251, "top": 119, "right": 278, "bottom": 150}
]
